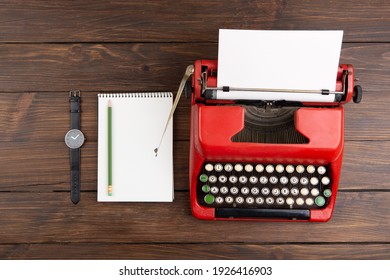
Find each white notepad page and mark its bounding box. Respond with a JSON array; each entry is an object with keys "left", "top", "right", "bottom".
[
  {"left": 97, "top": 92, "right": 173, "bottom": 202},
  {"left": 217, "top": 30, "right": 343, "bottom": 102}
]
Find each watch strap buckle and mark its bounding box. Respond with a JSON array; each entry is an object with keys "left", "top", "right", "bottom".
[{"left": 69, "top": 90, "right": 81, "bottom": 97}]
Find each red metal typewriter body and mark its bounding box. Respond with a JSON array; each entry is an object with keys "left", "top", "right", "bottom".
[{"left": 189, "top": 60, "right": 361, "bottom": 222}]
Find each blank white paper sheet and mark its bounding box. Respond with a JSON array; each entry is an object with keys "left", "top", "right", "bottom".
[{"left": 217, "top": 29, "right": 343, "bottom": 102}]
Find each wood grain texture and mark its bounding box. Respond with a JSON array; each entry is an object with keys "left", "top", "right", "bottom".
[
  {"left": 1, "top": 244, "right": 389, "bottom": 260},
  {"left": 0, "top": 1, "right": 388, "bottom": 43}
]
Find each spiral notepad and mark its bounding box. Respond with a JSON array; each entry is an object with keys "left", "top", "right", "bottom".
[{"left": 97, "top": 92, "right": 173, "bottom": 202}]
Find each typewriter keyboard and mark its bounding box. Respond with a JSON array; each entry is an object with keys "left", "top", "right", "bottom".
[{"left": 197, "top": 163, "right": 332, "bottom": 209}]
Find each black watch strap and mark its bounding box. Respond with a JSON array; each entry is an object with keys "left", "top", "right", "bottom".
[{"left": 69, "top": 90, "right": 81, "bottom": 204}]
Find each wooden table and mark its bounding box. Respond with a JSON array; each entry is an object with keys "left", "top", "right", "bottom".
[{"left": 0, "top": 1, "right": 389, "bottom": 260}]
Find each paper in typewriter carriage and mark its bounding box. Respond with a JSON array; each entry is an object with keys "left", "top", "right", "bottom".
[{"left": 97, "top": 92, "right": 173, "bottom": 202}]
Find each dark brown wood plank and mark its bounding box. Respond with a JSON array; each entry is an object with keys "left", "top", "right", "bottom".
[
  {"left": 0, "top": 43, "right": 387, "bottom": 92},
  {"left": 0, "top": 192, "right": 388, "bottom": 244},
  {"left": 0, "top": 1, "right": 388, "bottom": 43},
  {"left": 0, "top": 140, "right": 389, "bottom": 191},
  {"left": 0, "top": 243, "right": 388, "bottom": 260}
]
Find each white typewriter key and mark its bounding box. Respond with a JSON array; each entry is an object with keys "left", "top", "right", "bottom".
[
  {"left": 220, "top": 186, "right": 229, "bottom": 194},
  {"left": 224, "top": 163, "right": 233, "bottom": 172},
  {"left": 269, "top": 176, "right": 278, "bottom": 184},
  {"left": 229, "top": 176, "right": 238, "bottom": 184},
  {"left": 241, "top": 187, "right": 250, "bottom": 195},
  {"left": 205, "top": 163, "right": 213, "bottom": 172},
  {"left": 296, "top": 197, "right": 304, "bottom": 206},
  {"left": 300, "top": 177, "right": 309, "bottom": 185},
  {"left": 261, "top": 187, "right": 270, "bottom": 195},
  {"left": 286, "top": 197, "right": 294, "bottom": 206},
  {"left": 215, "top": 197, "right": 224, "bottom": 204},
  {"left": 234, "top": 164, "right": 243, "bottom": 172},
  {"left": 286, "top": 165, "right": 294, "bottom": 173},
  {"left": 249, "top": 176, "right": 258, "bottom": 184},
  {"left": 280, "top": 176, "right": 289, "bottom": 185},
  {"left": 218, "top": 175, "right": 227, "bottom": 183},
  {"left": 310, "top": 177, "right": 319, "bottom": 186},
  {"left": 307, "top": 165, "right": 316, "bottom": 174},
  {"left": 300, "top": 187, "right": 309, "bottom": 196},
  {"left": 290, "top": 176, "right": 299, "bottom": 185},
  {"left": 244, "top": 164, "right": 253, "bottom": 172},
  {"left": 275, "top": 164, "right": 284, "bottom": 173},
  {"left": 256, "top": 197, "right": 264, "bottom": 205},
  {"left": 272, "top": 188, "right": 280, "bottom": 196},
  {"left": 239, "top": 176, "right": 248, "bottom": 184},
  {"left": 260, "top": 176, "right": 268, "bottom": 184},
  {"left": 265, "top": 164, "right": 274, "bottom": 173},
  {"left": 291, "top": 187, "right": 299, "bottom": 196},
  {"left": 251, "top": 187, "right": 260, "bottom": 195},
  {"left": 255, "top": 164, "right": 264, "bottom": 172},
  {"left": 281, "top": 187, "right": 289, "bottom": 196},
  {"left": 235, "top": 196, "right": 244, "bottom": 204},
  {"left": 246, "top": 197, "right": 255, "bottom": 204},
  {"left": 311, "top": 188, "right": 320, "bottom": 196},
  {"left": 210, "top": 186, "right": 219, "bottom": 194},
  {"left": 318, "top": 166, "right": 326, "bottom": 175},
  {"left": 296, "top": 165, "right": 305, "bottom": 174},
  {"left": 321, "top": 176, "right": 330, "bottom": 185},
  {"left": 225, "top": 196, "right": 234, "bottom": 204},
  {"left": 266, "top": 197, "right": 275, "bottom": 205},
  {"left": 230, "top": 187, "right": 239, "bottom": 195},
  {"left": 208, "top": 175, "right": 217, "bottom": 183},
  {"left": 214, "top": 163, "right": 223, "bottom": 172},
  {"left": 305, "top": 198, "right": 314, "bottom": 206},
  {"left": 276, "top": 197, "right": 285, "bottom": 205}
]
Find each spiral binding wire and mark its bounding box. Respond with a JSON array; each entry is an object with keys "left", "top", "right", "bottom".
[{"left": 98, "top": 92, "right": 173, "bottom": 98}]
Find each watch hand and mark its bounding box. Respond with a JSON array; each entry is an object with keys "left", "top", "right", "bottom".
[{"left": 71, "top": 134, "right": 80, "bottom": 140}]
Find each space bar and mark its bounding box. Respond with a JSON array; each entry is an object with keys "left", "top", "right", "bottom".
[{"left": 215, "top": 208, "right": 310, "bottom": 220}]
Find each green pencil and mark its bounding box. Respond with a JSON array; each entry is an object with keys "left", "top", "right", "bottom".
[{"left": 108, "top": 100, "right": 113, "bottom": 196}]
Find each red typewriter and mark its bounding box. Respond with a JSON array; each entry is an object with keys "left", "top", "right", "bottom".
[{"left": 184, "top": 60, "right": 362, "bottom": 222}]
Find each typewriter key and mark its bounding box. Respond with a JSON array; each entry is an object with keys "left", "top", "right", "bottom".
[
  {"left": 318, "top": 166, "right": 326, "bottom": 175},
  {"left": 235, "top": 196, "right": 244, "bottom": 204},
  {"left": 323, "top": 189, "right": 332, "bottom": 198},
  {"left": 256, "top": 197, "right": 264, "bottom": 204},
  {"left": 249, "top": 176, "right": 258, "bottom": 184},
  {"left": 276, "top": 197, "right": 285, "bottom": 205},
  {"left": 261, "top": 187, "right": 270, "bottom": 195},
  {"left": 234, "top": 164, "right": 243, "bottom": 172},
  {"left": 311, "top": 188, "right": 320, "bottom": 196},
  {"left": 208, "top": 175, "right": 217, "bottom": 183},
  {"left": 286, "top": 197, "right": 294, "bottom": 206},
  {"left": 266, "top": 197, "right": 275, "bottom": 205},
  {"left": 220, "top": 186, "right": 229, "bottom": 194},
  {"left": 218, "top": 175, "right": 227, "bottom": 183},
  {"left": 202, "top": 185, "right": 210, "bottom": 193},
  {"left": 260, "top": 176, "right": 268, "bottom": 184},
  {"left": 251, "top": 187, "right": 260, "bottom": 195},
  {"left": 286, "top": 165, "right": 294, "bottom": 173},
  {"left": 224, "top": 163, "right": 233, "bottom": 172},
  {"left": 246, "top": 197, "right": 255, "bottom": 204},
  {"left": 305, "top": 197, "right": 314, "bottom": 206},
  {"left": 199, "top": 174, "right": 208, "bottom": 183},
  {"left": 300, "top": 177, "right": 309, "bottom": 185},
  {"left": 205, "top": 163, "right": 213, "bottom": 172},
  {"left": 230, "top": 187, "right": 239, "bottom": 195},
  {"left": 204, "top": 194, "right": 215, "bottom": 204},
  {"left": 300, "top": 188, "right": 309, "bottom": 196},
  {"left": 215, "top": 196, "right": 224, "bottom": 204},
  {"left": 269, "top": 176, "right": 278, "bottom": 184},
  {"left": 255, "top": 164, "right": 264, "bottom": 172},
  {"left": 272, "top": 188, "right": 280, "bottom": 196},
  {"left": 229, "top": 175, "right": 238, "bottom": 183},
  {"left": 307, "top": 165, "right": 316, "bottom": 174},
  {"left": 280, "top": 176, "right": 289, "bottom": 185},
  {"left": 275, "top": 164, "right": 284, "bottom": 173},
  {"left": 321, "top": 176, "right": 330, "bottom": 185},
  {"left": 315, "top": 196, "right": 326, "bottom": 207},
  {"left": 241, "top": 187, "right": 250, "bottom": 195},
  {"left": 266, "top": 164, "right": 274, "bottom": 173},
  {"left": 310, "top": 177, "right": 319, "bottom": 186},
  {"left": 281, "top": 187, "right": 289, "bottom": 196},
  {"left": 245, "top": 164, "right": 253, "bottom": 172},
  {"left": 210, "top": 186, "right": 219, "bottom": 194},
  {"left": 215, "top": 163, "right": 223, "bottom": 172},
  {"left": 290, "top": 176, "right": 299, "bottom": 185},
  {"left": 296, "top": 165, "right": 305, "bottom": 174},
  {"left": 296, "top": 197, "right": 304, "bottom": 206},
  {"left": 291, "top": 187, "right": 299, "bottom": 196},
  {"left": 239, "top": 176, "right": 248, "bottom": 184},
  {"left": 225, "top": 196, "right": 234, "bottom": 204}
]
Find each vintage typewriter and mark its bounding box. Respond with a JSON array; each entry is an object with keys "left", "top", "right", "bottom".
[{"left": 183, "top": 60, "right": 362, "bottom": 222}]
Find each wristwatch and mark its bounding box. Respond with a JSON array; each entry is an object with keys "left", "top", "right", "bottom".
[{"left": 64, "top": 90, "right": 85, "bottom": 204}]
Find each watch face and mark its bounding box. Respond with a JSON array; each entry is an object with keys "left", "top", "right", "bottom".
[{"left": 65, "top": 129, "right": 85, "bottom": 149}]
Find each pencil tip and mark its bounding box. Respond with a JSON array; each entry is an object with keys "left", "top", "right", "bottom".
[{"left": 108, "top": 99, "right": 112, "bottom": 106}]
